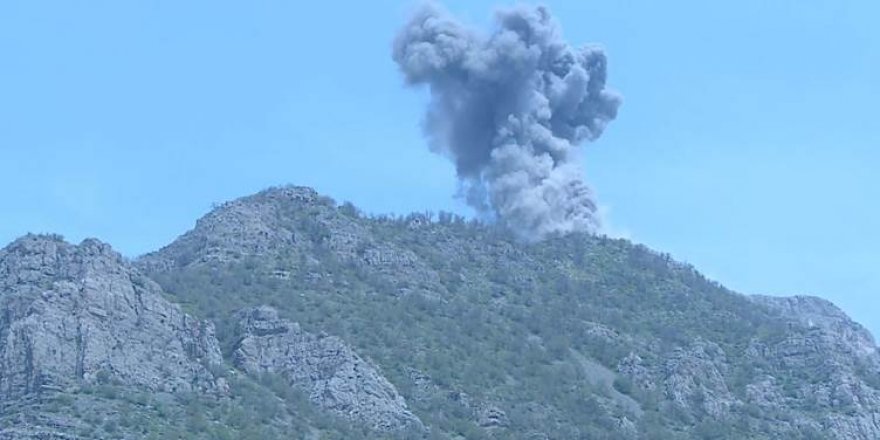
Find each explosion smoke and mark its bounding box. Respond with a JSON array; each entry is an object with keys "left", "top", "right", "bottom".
[{"left": 393, "top": 3, "right": 621, "bottom": 240}]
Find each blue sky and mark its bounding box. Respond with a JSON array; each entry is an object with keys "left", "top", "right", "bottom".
[{"left": 1, "top": 1, "right": 877, "bottom": 334}]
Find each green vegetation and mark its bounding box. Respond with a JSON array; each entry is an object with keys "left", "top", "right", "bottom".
[
  {"left": 0, "top": 374, "right": 385, "bottom": 440},
  {"left": 3, "top": 188, "right": 865, "bottom": 439},
  {"left": 140, "top": 192, "right": 815, "bottom": 439}
]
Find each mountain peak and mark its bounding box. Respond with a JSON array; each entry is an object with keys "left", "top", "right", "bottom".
[
  {"left": 0, "top": 235, "right": 127, "bottom": 291},
  {"left": 247, "top": 185, "right": 324, "bottom": 205},
  {"left": 204, "top": 185, "right": 329, "bottom": 218},
  {"left": 2, "top": 233, "right": 69, "bottom": 259},
  {"left": 139, "top": 185, "right": 349, "bottom": 270},
  {"left": 753, "top": 294, "right": 877, "bottom": 356},
  {"left": 2, "top": 234, "right": 120, "bottom": 262},
  {"left": 0, "top": 233, "right": 224, "bottom": 401}
]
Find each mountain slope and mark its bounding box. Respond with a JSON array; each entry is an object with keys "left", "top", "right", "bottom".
[
  {"left": 0, "top": 234, "right": 223, "bottom": 397},
  {"left": 0, "top": 235, "right": 223, "bottom": 438},
  {"left": 2, "top": 185, "right": 878, "bottom": 438},
  {"left": 137, "top": 185, "right": 880, "bottom": 439},
  {"left": 0, "top": 233, "right": 402, "bottom": 439}
]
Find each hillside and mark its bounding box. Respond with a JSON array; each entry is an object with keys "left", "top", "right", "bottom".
[{"left": 2, "top": 185, "right": 879, "bottom": 439}]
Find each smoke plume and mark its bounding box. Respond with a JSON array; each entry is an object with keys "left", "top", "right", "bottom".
[{"left": 393, "top": 3, "right": 621, "bottom": 240}]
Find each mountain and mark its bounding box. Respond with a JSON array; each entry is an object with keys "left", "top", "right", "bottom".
[
  {"left": 0, "top": 235, "right": 223, "bottom": 438},
  {"left": 2, "top": 185, "right": 879, "bottom": 439}
]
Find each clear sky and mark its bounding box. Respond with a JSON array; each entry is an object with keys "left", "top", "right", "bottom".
[{"left": 1, "top": 1, "right": 877, "bottom": 334}]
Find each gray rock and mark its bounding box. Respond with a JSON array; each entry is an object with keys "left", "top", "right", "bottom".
[
  {"left": 138, "top": 186, "right": 441, "bottom": 296},
  {"left": 662, "top": 339, "right": 734, "bottom": 418},
  {"left": 22, "top": 184, "right": 878, "bottom": 439},
  {"left": 404, "top": 367, "right": 440, "bottom": 403},
  {"left": 0, "top": 235, "right": 223, "bottom": 399},
  {"left": 753, "top": 294, "right": 877, "bottom": 358},
  {"left": 477, "top": 404, "right": 509, "bottom": 428},
  {"left": 138, "top": 187, "right": 320, "bottom": 270},
  {"left": 617, "top": 353, "right": 657, "bottom": 392},
  {"left": 232, "top": 306, "right": 422, "bottom": 432}
]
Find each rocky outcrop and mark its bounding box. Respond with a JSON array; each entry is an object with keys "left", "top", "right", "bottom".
[
  {"left": 744, "top": 296, "right": 880, "bottom": 439},
  {"left": 138, "top": 186, "right": 324, "bottom": 271},
  {"left": 0, "top": 235, "right": 223, "bottom": 399},
  {"left": 662, "top": 339, "right": 734, "bottom": 417},
  {"left": 617, "top": 340, "right": 734, "bottom": 418},
  {"left": 477, "top": 405, "right": 510, "bottom": 428},
  {"left": 613, "top": 297, "right": 880, "bottom": 439},
  {"left": 753, "top": 294, "right": 877, "bottom": 358},
  {"left": 138, "top": 186, "right": 441, "bottom": 296},
  {"left": 232, "top": 306, "right": 422, "bottom": 432}
]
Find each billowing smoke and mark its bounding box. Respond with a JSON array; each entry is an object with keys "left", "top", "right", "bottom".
[{"left": 393, "top": 3, "right": 621, "bottom": 240}]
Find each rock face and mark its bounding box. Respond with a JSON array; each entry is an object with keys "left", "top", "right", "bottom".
[
  {"left": 615, "top": 297, "right": 880, "bottom": 439},
  {"left": 138, "top": 185, "right": 441, "bottom": 296},
  {"left": 662, "top": 339, "right": 734, "bottom": 418},
  {"left": 138, "top": 187, "right": 322, "bottom": 271},
  {"left": 0, "top": 235, "right": 223, "bottom": 399},
  {"left": 233, "top": 306, "right": 422, "bottom": 432},
  {"left": 753, "top": 294, "right": 878, "bottom": 358},
  {"left": 746, "top": 295, "right": 880, "bottom": 439}
]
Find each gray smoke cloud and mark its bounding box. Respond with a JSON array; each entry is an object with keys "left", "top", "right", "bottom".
[{"left": 393, "top": 3, "right": 621, "bottom": 240}]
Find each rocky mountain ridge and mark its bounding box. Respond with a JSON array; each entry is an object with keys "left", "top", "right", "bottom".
[
  {"left": 233, "top": 305, "right": 422, "bottom": 432},
  {"left": 2, "top": 185, "right": 878, "bottom": 439},
  {"left": 0, "top": 231, "right": 421, "bottom": 438},
  {"left": 0, "top": 234, "right": 222, "bottom": 398}
]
